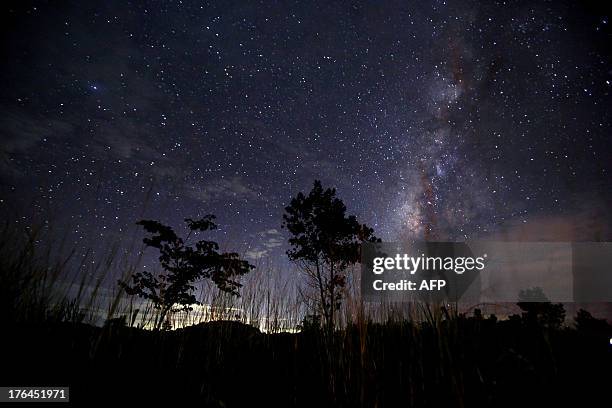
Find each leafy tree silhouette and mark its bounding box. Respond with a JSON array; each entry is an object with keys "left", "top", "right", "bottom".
[
  {"left": 517, "top": 286, "right": 565, "bottom": 329},
  {"left": 282, "top": 180, "right": 379, "bottom": 337},
  {"left": 119, "top": 216, "right": 254, "bottom": 330}
]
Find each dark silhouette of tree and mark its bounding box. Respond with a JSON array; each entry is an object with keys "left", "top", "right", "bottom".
[
  {"left": 574, "top": 309, "right": 611, "bottom": 334},
  {"left": 282, "top": 180, "right": 379, "bottom": 337},
  {"left": 517, "top": 287, "right": 565, "bottom": 329},
  {"left": 298, "top": 314, "right": 322, "bottom": 333},
  {"left": 119, "top": 216, "right": 254, "bottom": 330}
]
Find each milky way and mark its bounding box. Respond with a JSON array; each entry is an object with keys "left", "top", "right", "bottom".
[{"left": 1, "top": 1, "right": 611, "bottom": 264}]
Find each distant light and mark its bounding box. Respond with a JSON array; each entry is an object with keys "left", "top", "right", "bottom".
[{"left": 609, "top": 337, "right": 612, "bottom": 345}]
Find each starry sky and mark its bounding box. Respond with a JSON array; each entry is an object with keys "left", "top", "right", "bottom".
[{"left": 1, "top": 0, "right": 611, "bottom": 266}]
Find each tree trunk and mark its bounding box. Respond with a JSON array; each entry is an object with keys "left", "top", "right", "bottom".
[
  {"left": 328, "top": 262, "right": 335, "bottom": 340},
  {"left": 315, "top": 258, "right": 330, "bottom": 336}
]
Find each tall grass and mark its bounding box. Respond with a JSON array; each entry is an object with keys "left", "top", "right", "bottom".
[
  {"left": 0, "top": 219, "right": 477, "bottom": 331},
  {"left": 5, "top": 220, "right": 605, "bottom": 407},
  {"left": 0, "top": 220, "right": 311, "bottom": 332}
]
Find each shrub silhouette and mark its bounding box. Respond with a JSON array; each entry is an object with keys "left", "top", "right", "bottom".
[
  {"left": 119, "top": 216, "right": 254, "bottom": 329},
  {"left": 574, "top": 308, "right": 611, "bottom": 334},
  {"left": 282, "top": 180, "right": 379, "bottom": 337},
  {"left": 517, "top": 287, "right": 565, "bottom": 328},
  {"left": 298, "top": 314, "right": 322, "bottom": 333}
]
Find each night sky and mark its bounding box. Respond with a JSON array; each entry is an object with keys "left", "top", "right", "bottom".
[{"left": 1, "top": 1, "right": 611, "bottom": 265}]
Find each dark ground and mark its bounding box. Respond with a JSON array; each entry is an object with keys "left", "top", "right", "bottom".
[{"left": 3, "top": 311, "right": 611, "bottom": 407}]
